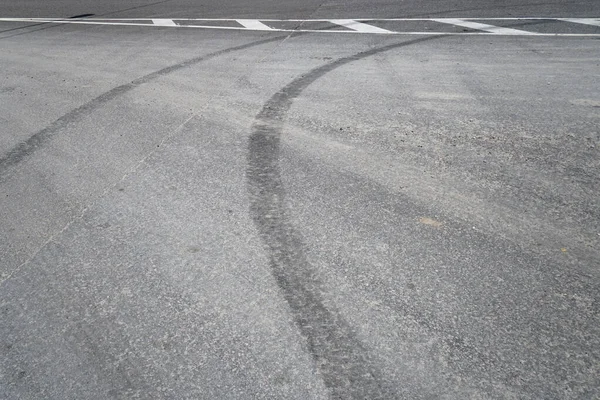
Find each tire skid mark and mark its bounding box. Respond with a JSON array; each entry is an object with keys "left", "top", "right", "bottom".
[
  {"left": 0, "top": 34, "right": 285, "bottom": 182},
  {"left": 247, "top": 36, "right": 442, "bottom": 399}
]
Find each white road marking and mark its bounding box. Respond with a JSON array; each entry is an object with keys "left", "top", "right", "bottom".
[
  {"left": 236, "top": 19, "right": 273, "bottom": 30},
  {"left": 47, "top": 17, "right": 562, "bottom": 21},
  {"left": 152, "top": 19, "right": 177, "bottom": 26},
  {"left": 432, "top": 18, "right": 537, "bottom": 35},
  {"left": 329, "top": 19, "right": 392, "bottom": 33},
  {"left": 1, "top": 17, "right": 599, "bottom": 37},
  {"left": 558, "top": 18, "right": 600, "bottom": 27}
]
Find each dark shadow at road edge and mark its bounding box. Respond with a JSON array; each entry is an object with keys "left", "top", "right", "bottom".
[{"left": 246, "top": 35, "right": 444, "bottom": 399}]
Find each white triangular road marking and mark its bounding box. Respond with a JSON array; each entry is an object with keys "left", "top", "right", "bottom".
[
  {"left": 236, "top": 19, "right": 273, "bottom": 30},
  {"left": 152, "top": 19, "right": 177, "bottom": 26},
  {"left": 558, "top": 18, "right": 600, "bottom": 27},
  {"left": 329, "top": 19, "right": 392, "bottom": 33},
  {"left": 433, "top": 18, "right": 537, "bottom": 35}
]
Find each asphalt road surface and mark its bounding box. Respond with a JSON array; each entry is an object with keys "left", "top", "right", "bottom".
[{"left": 1, "top": 1, "right": 599, "bottom": 399}]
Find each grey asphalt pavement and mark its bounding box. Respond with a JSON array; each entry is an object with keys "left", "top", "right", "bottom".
[{"left": 1, "top": 1, "right": 599, "bottom": 399}]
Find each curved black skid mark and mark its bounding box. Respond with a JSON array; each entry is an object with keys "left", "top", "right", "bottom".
[
  {"left": 0, "top": 34, "right": 286, "bottom": 182},
  {"left": 247, "top": 36, "right": 443, "bottom": 399}
]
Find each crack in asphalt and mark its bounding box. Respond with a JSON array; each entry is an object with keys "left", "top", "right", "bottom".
[{"left": 246, "top": 35, "right": 443, "bottom": 399}]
